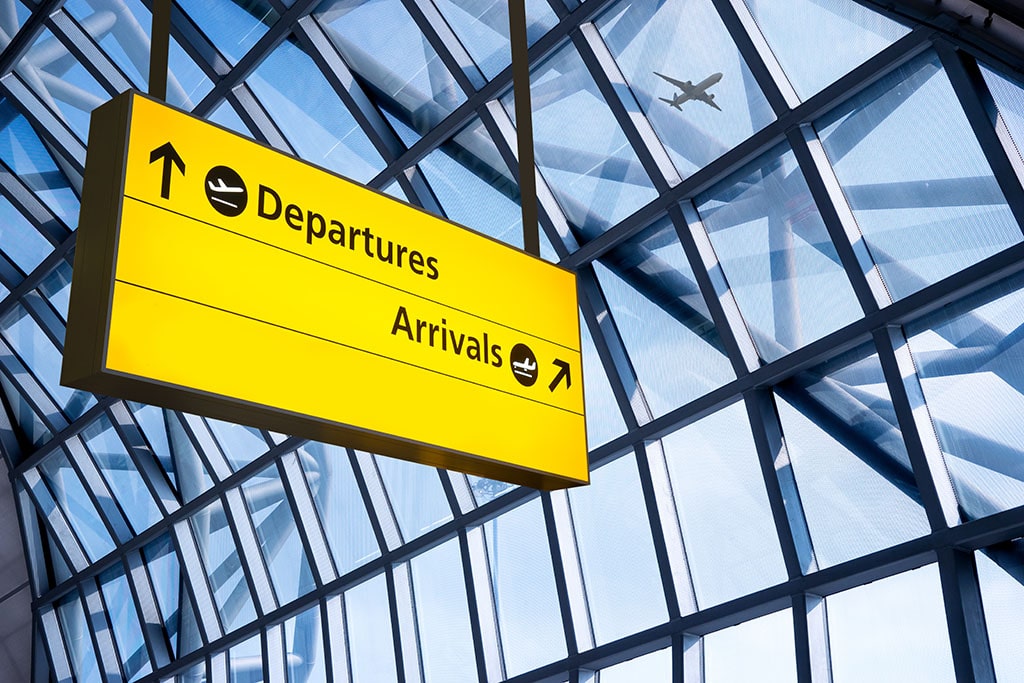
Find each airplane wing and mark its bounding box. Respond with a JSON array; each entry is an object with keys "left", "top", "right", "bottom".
[
  {"left": 653, "top": 71, "right": 692, "bottom": 90},
  {"left": 696, "top": 91, "right": 722, "bottom": 111}
]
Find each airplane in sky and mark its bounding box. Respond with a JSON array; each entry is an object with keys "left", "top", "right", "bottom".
[{"left": 654, "top": 71, "right": 723, "bottom": 111}]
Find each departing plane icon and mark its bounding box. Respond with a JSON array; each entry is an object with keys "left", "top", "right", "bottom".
[
  {"left": 207, "top": 177, "right": 245, "bottom": 209},
  {"left": 654, "top": 72, "right": 723, "bottom": 111}
]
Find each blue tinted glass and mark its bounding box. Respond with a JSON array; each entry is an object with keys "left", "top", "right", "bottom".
[
  {"left": 596, "top": 0, "right": 775, "bottom": 178},
  {"left": 285, "top": 603, "right": 327, "bottom": 682},
  {"left": 661, "top": 401, "right": 787, "bottom": 606},
  {"left": 129, "top": 403, "right": 175, "bottom": 490},
  {"left": 704, "top": 608, "right": 796, "bottom": 682},
  {"left": 817, "top": 52, "right": 1021, "bottom": 300},
  {"left": 569, "top": 453, "right": 667, "bottom": 644},
  {"left": 241, "top": 464, "right": 316, "bottom": 604},
  {"left": 345, "top": 574, "right": 397, "bottom": 682},
  {"left": 579, "top": 310, "right": 627, "bottom": 448},
  {"left": 229, "top": 632, "right": 262, "bottom": 682},
  {"left": 982, "top": 64, "right": 1024, "bottom": 169},
  {"left": 56, "top": 591, "right": 100, "bottom": 683},
  {"left": 247, "top": 37, "right": 385, "bottom": 181},
  {"left": 975, "top": 546, "right": 1024, "bottom": 683},
  {"left": 906, "top": 272, "right": 1024, "bottom": 519},
  {"left": 143, "top": 535, "right": 183, "bottom": 657},
  {"left": 740, "top": 0, "right": 908, "bottom": 99},
  {"left": 0, "top": 373, "right": 51, "bottom": 446},
  {"left": 168, "top": 412, "right": 214, "bottom": 501},
  {"left": 502, "top": 42, "right": 658, "bottom": 238},
  {"left": 82, "top": 415, "right": 162, "bottom": 534},
  {"left": 39, "top": 450, "right": 115, "bottom": 561},
  {"left": 206, "top": 99, "right": 254, "bottom": 137},
  {"left": 189, "top": 498, "right": 257, "bottom": 632},
  {"left": 99, "top": 565, "right": 152, "bottom": 681},
  {"left": 177, "top": 0, "right": 279, "bottom": 64},
  {"left": 207, "top": 419, "right": 269, "bottom": 470},
  {"left": 697, "top": 144, "right": 862, "bottom": 360},
  {"left": 374, "top": 454, "right": 452, "bottom": 540},
  {"left": 467, "top": 475, "right": 516, "bottom": 505},
  {"left": 300, "top": 443, "right": 380, "bottom": 574},
  {"left": 38, "top": 261, "right": 73, "bottom": 320},
  {"left": 0, "top": 194, "right": 52, "bottom": 276}
]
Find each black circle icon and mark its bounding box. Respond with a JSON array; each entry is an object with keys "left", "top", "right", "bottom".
[
  {"left": 205, "top": 166, "right": 247, "bottom": 217},
  {"left": 510, "top": 343, "right": 539, "bottom": 387}
]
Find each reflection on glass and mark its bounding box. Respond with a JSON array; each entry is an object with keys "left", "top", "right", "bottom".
[
  {"left": 39, "top": 450, "right": 115, "bottom": 561},
  {"left": 826, "top": 564, "right": 955, "bottom": 682},
  {"left": 247, "top": 37, "right": 384, "bottom": 182},
  {"left": 598, "top": 647, "right": 671, "bottom": 681},
  {"left": 301, "top": 443, "right": 379, "bottom": 574},
  {"left": 698, "top": 144, "right": 861, "bottom": 360},
  {"left": 99, "top": 564, "right": 152, "bottom": 681},
  {"left": 704, "top": 608, "right": 796, "bottom": 682},
  {"left": 208, "top": 418, "right": 269, "bottom": 471},
  {"left": 432, "top": 0, "right": 556, "bottom": 78},
  {"left": 285, "top": 603, "right": 327, "bottom": 682},
  {"left": 0, "top": 195, "right": 53, "bottom": 276},
  {"left": 817, "top": 52, "right": 1021, "bottom": 300},
  {"left": 502, "top": 42, "right": 658, "bottom": 239},
  {"left": 345, "top": 574, "right": 397, "bottom": 682},
  {"left": 466, "top": 475, "right": 515, "bottom": 505},
  {"left": 0, "top": 373, "right": 50, "bottom": 446},
  {"left": 596, "top": 0, "right": 775, "bottom": 178},
  {"left": 578, "top": 310, "right": 626, "bottom": 447},
  {"left": 229, "top": 632, "right": 262, "bottom": 682},
  {"left": 142, "top": 534, "right": 186, "bottom": 657},
  {"left": 56, "top": 591, "right": 100, "bottom": 683},
  {"left": 775, "top": 345, "right": 930, "bottom": 567},
  {"left": 980, "top": 63, "right": 1024, "bottom": 170},
  {"left": 316, "top": 0, "right": 466, "bottom": 143},
  {"left": 906, "top": 272, "right": 1024, "bottom": 519},
  {"left": 740, "top": 0, "right": 908, "bottom": 99},
  {"left": 594, "top": 217, "right": 734, "bottom": 417},
  {"left": 177, "top": 0, "right": 278, "bottom": 64},
  {"left": 483, "top": 498, "right": 565, "bottom": 677},
  {"left": 661, "top": 400, "right": 787, "bottom": 606},
  {"left": 374, "top": 454, "right": 452, "bottom": 540},
  {"left": 82, "top": 414, "right": 162, "bottom": 534},
  {"left": 409, "top": 538, "right": 476, "bottom": 682},
  {"left": 241, "top": 464, "right": 316, "bottom": 605},
  {"left": 569, "top": 453, "right": 667, "bottom": 645},
  {"left": 39, "top": 262, "right": 73, "bottom": 321},
  {"left": 975, "top": 545, "right": 1024, "bottom": 683},
  {"left": 189, "top": 498, "right": 257, "bottom": 632}
]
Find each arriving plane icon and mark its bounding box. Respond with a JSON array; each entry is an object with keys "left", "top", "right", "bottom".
[{"left": 654, "top": 72, "right": 723, "bottom": 111}]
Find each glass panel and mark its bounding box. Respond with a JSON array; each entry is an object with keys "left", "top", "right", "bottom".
[
  {"left": 247, "top": 36, "right": 385, "bottom": 182},
  {"left": 130, "top": 402, "right": 176, "bottom": 491},
  {"left": 315, "top": 0, "right": 467, "bottom": 143},
  {"left": 0, "top": 304, "right": 95, "bottom": 419},
  {"left": 39, "top": 261, "right": 73, "bottom": 320},
  {"left": 189, "top": 498, "right": 257, "bottom": 632},
  {"left": 826, "top": 564, "right": 955, "bottom": 683},
  {"left": 64, "top": 0, "right": 212, "bottom": 108},
  {"left": 594, "top": 217, "right": 734, "bottom": 417},
  {"left": 467, "top": 475, "right": 516, "bottom": 505},
  {"left": 143, "top": 534, "right": 186, "bottom": 658},
  {"left": 704, "top": 608, "right": 796, "bottom": 682},
  {"left": 596, "top": 0, "right": 775, "bottom": 179},
  {"left": 0, "top": 2, "right": 28, "bottom": 51},
  {"left": 817, "top": 52, "right": 1021, "bottom": 300},
  {"left": 345, "top": 574, "right": 397, "bottom": 683},
  {"left": 285, "top": 603, "right": 327, "bottom": 682},
  {"left": 569, "top": 453, "right": 667, "bottom": 645},
  {"left": 975, "top": 544, "right": 1024, "bottom": 683},
  {"left": 431, "top": 0, "right": 557, "bottom": 78},
  {"left": 300, "top": 443, "right": 380, "bottom": 574},
  {"left": 409, "top": 537, "right": 476, "bottom": 683},
  {"left": 82, "top": 414, "right": 162, "bottom": 534},
  {"left": 207, "top": 99, "right": 253, "bottom": 137},
  {"left": 16, "top": 28, "right": 109, "bottom": 140},
  {"left": 229, "top": 632, "right": 262, "bottom": 682},
  {"left": 56, "top": 591, "right": 100, "bottom": 683},
  {"left": 905, "top": 272, "right": 1024, "bottom": 519},
  {"left": 579, "top": 310, "right": 627, "bottom": 448},
  {"left": 241, "top": 464, "right": 316, "bottom": 605},
  {"left": 501, "top": 42, "right": 658, "bottom": 239},
  {"left": 0, "top": 373, "right": 50, "bottom": 446},
  {"left": 982, "top": 64, "right": 1024, "bottom": 170},
  {"left": 598, "top": 647, "right": 671, "bottom": 681},
  {"left": 168, "top": 411, "right": 214, "bottom": 502},
  {"left": 775, "top": 344, "right": 930, "bottom": 567},
  {"left": 0, "top": 195, "right": 52, "bottom": 276},
  {"left": 660, "top": 400, "right": 787, "bottom": 606},
  {"left": 697, "top": 144, "right": 862, "bottom": 360},
  {"left": 374, "top": 454, "right": 452, "bottom": 541},
  {"left": 740, "top": 0, "right": 909, "bottom": 99},
  {"left": 99, "top": 564, "right": 152, "bottom": 681},
  {"left": 483, "top": 498, "right": 565, "bottom": 677},
  {"left": 39, "top": 451, "right": 116, "bottom": 561},
  {"left": 207, "top": 419, "right": 269, "bottom": 471},
  {"left": 177, "top": 0, "right": 279, "bottom": 64}
]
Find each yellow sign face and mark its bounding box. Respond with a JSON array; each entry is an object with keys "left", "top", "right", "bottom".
[{"left": 63, "top": 91, "right": 587, "bottom": 489}]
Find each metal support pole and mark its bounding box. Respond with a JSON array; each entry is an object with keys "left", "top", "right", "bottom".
[
  {"left": 509, "top": 0, "right": 540, "bottom": 256},
  {"left": 149, "top": 0, "right": 171, "bottom": 101}
]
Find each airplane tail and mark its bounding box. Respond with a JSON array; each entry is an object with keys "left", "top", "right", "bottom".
[{"left": 659, "top": 96, "right": 681, "bottom": 110}]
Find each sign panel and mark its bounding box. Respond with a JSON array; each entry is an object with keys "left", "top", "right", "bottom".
[{"left": 63, "top": 91, "right": 587, "bottom": 489}]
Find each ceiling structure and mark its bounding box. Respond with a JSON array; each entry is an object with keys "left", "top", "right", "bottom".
[{"left": 2, "top": 0, "right": 1024, "bottom": 681}]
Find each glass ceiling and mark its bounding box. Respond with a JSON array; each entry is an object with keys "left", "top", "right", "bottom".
[{"left": 2, "top": 0, "right": 1024, "bottom": 681}]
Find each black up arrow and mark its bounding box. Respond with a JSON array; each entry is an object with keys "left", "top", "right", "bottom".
[
  {"left": 549, "top": 359, "right": 571, "bottom": 392},
  {"left": 149, "top": 142, "right": 185, "bottom": 199}
]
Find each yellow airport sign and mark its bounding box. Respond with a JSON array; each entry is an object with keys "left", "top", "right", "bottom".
[{"left": 62, "top": 91, "right": 587, "bottom": 490}]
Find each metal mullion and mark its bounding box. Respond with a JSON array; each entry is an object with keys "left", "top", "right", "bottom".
[
  {"left": 0, "top": 71, "right": 87, "bottom": 171},
  {"left": 21, "top": 466, "right": 89, "bottom": 572},
  {"left": 385, "top": 564, "right": 411, "bottom": 683},
  {"left": 544, "top": 489, "right": 594, "bottom": 654},
  {"left": 107, "top": 401, "right": 180, "bottom": 517},
  {"left": 709, "top": 0, "right": 800, "bottom": 112},
  {"left": 0, "top": 159, "right": 70, "bottom": 246},
  {"left": 462, "top": 526, "right": 502, "bottom": 682},
  {"left": 573, "top": 23, "right": 680, "bottom": 192},
  {"left": 324, "top": 594, "right": 352, "bottom": 683},
  {"left": 631, "top": 442, "right": 682, "bottom": 620},
  {"left": 0, "top": 0, "right": 64, "bottom": 78},
  {"left": 293, "top": 16, "right": 405, "bottom": 162},
  {"left": 936, "top": 547, "right": 997, "bottom": 683},
  {"left": 873, "top": 326, "right": 961, "bottom": 530},
  {"left": 803, "top": 593, "right": 832, "bottom": 683},
  {"left": 20, "top": 291, "right": 66, "bottom": 354},
  {"left": 64, "top": 435, "right": 135, "bottom": 545},
  {"left": 39, "top": 604, "right": 74, "bottom": 683},
  {"left": 446, "top": 472, "right": 476, "bottom": 515},
  {"left": 137, "top": 0, "right": 230, "bottom": 82},
  {"left": 210, "top": 650, "right": 227, "bottom": 683},
  {"left": 122, "top": 550, "right": 173, "bottom": 670},
  {"left": 744, "top": 389, "right": 817, "bottom": 578},
  {"left": 179, "top": 414, "right": 232, "bottom": 482},
  {"left": 278, "top": 450, "right": 337, "bottom": 586},
  {"left": 350, "top": 449, "right": 403, "bottom": 551},
  {"left": 170, "top": 518, "right": 223, "bottom": 643},
  {"left": 191, "top": 0, "right": 324, "bottom": 118},
  {"left": 11, "top": 397, "right": 116, "bottom": 479},
  {"left": 935, "top": 39, "right": 1024, "bottom": 236},
  {"left": 80, "top": 578, "right": 126, "bottom": 681},
  {"left": 399, "top": 164, "right": 446, "bottom": 217},
  {"left": 265, "top": 621, "right": 286, "bottom": 683},
  {"left": 681, "top": 633, "right": 702, "bottom": 683},
  {"left": 0, "top": 339, "right": 69, "bottom": 438},
  {"left": 228, "top": 84, "right": 295, "bottom": 151},
  {"left": 222, "top": 486, "right": 277, "bottom": 616},
  {"left": 787, "top": 125, "right": 891, "bottom": 314},
  {"left": 15, "top": 480, "right": 50, "bottom": 596},
  {"left": 401, "top": 0, "right": 484, "bottom": 92},
  {"left": 791, "top": 593, "right": 813, "bottom": 683},
  {"left": 46, "top": 10, "right": 132, "bottom": 94},
  {"left": 0, "top": 231, "right": 75, "bottom": 329},
  {"left": 675, "top": 202, "right": 761, "bottom": 374}
]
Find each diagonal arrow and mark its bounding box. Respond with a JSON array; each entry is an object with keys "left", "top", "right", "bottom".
[
  {"left": 549, "top": 359, "right": 571, "bottom": 392},
  {"left": 149, "top": 142, "right": 185, "bottom": 200}
]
